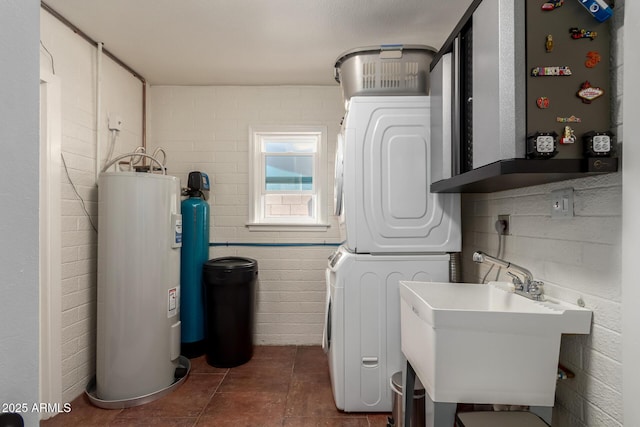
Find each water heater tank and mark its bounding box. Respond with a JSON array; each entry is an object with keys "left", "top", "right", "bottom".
[{"left": 95, "top": 171, "right": 182, "bottom": 402}]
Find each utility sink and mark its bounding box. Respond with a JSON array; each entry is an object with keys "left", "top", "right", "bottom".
[{"left": 399, "top": 281, "right": 592, "bottom": 407}]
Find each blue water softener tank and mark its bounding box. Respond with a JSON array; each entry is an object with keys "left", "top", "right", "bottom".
[{"left": 180, "top": 171, "right": 210, "bottom": 358}]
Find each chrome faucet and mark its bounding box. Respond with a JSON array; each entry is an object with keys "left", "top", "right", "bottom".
[{"left": 472, "top": 251, "right": 545, "bottom": 301}]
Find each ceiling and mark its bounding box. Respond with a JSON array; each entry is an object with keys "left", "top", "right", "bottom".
[{"left": 42, "top": 0, "right": 473, "bottom": 86}]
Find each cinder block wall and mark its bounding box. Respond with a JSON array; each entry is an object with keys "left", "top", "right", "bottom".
[
  {"left": 41, "top": 9, "right": 144, "bottom": 403},
  {"left": 147, "top": 85, "right": 345, "bottom": 345}
]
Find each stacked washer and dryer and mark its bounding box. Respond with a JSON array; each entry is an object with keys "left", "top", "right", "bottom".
[{"left": 323, "top": 46, "right": 461, "bottom": 412}]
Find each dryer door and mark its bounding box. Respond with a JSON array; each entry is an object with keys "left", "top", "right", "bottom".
[
  {"left": 333, "top": 133, "right": 344, "bottom": 217},
  {"left": 343, "top": 96, "right": 461, "bottom": 253}
]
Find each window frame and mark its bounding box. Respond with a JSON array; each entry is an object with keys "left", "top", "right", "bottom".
[{"left": 248, "top": 125, "right": 329, "bottom": 231}]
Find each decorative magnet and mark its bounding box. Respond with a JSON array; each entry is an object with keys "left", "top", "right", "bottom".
[
  {"left": 542, "top": 0, "right": 564, "bottom": 11},
  {"left": 577, "top": 81, "right": 604, "bottom": 103},
  {"left": 585, "top": 51, "right": 601, "bottom": 68},
  {"left": 546, "top": 35, "right": 554, "bottom": 53},
  {"left": 557, "top": 115, "right": 582, "bottom": 123},
  {"left": 531, "top": 66, "right": 572, "bottom": 77},
  {"left": 537, "top": 97, "right": 550, "bottom": 109},
  {"left": 570, "top": 27, "right": 598, "bottom": 40},
  {"left": 560, "top": 126, "right": 576, "bottom": 144}
]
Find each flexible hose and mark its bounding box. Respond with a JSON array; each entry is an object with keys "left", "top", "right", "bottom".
[
  {"left": 481, "top": 233, "right": 504, "bottom": 284},
  {"left": 103, "top": 129, "right": 118, "bottom": 169},
  {"left": 101, "top": 152, "right": 166, "bottom": 174},
  {"left": 152, "top": 147, "right": 167, "bottom": 168},
  {"left": 130, "top": 146, "right": 146, "bottom": 166}
]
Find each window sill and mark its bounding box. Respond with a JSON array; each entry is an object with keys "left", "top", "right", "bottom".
[{"left": 246, "top": 223, "right": 331, "bottom": 232}]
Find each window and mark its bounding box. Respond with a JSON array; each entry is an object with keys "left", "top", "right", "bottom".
[{"left": 248, "top": 126, "right": 328, "bottom": 230}]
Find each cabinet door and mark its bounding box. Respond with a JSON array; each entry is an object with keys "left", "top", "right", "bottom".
[
  {"left": 431, "top": 52, "right": 454, "bottom": 181},
  {"left": 472, "top": 0, "right": 526, "bottom": 168}
]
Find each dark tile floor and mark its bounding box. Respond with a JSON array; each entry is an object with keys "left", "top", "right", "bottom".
[{"left": 41, "top": 346, "right": 391, "bottom": 426}]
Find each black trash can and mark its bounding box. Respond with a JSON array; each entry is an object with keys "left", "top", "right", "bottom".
[{"left": 202, "top": 256, "right": 258, "bottom": 368}]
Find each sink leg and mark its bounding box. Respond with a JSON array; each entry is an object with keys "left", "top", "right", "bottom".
[
  {"left": 425, "top": 393, "right": 456, "bottom": 427},
  {"left": 404, "top": 361, "right": 457, "bottom": 427},
  {"left": 530, "top": 406, "right": 553, "bottom": 425},
  {"left": 403, "top": 361, "right": 416, "bottom": 427}
]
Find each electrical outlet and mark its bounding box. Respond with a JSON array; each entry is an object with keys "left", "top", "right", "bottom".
[{"left": 496, "top": 214, "right": 510, "bottom": 235}]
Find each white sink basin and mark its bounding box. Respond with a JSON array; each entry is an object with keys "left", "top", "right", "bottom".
[{"left": 399, "top": 281, "right": 592, "bottom": 406}]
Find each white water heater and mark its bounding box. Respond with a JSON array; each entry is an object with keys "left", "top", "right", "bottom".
[{"left": 96, "top": 171, "right": 182, "bottom": 402}]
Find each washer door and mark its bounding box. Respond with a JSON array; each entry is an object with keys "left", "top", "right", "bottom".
[
  {"left": 322, "top": 267, "right": 332, "bottom": 353},
  {"left": 333, "top": 133, "right": 344, "bottom": 217}
]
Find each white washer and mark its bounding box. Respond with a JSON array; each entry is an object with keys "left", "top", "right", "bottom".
[
  {"left": 335, "top": 96, "right": 461, "bottom": 254},
  {"left": 323, "top": 246, "right": 450, "bottom": 412}
]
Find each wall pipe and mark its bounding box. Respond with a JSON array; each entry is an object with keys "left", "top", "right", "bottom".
[
  {"left": 95, "top": 42, "right": 103, "bottom": 183},
  {"left": 142, "top": 83, "right": 147, "bottom": 158},
  {"left": 209, "top": 242, "right": 342, "bottom": 248}
]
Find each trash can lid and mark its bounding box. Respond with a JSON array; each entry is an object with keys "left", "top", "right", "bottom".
[
  {"left": 204, "top": 256, "right": 258, "bottom": 271},
  {"left": 391, "top": 371, "right": 425, "bottom": 396}
]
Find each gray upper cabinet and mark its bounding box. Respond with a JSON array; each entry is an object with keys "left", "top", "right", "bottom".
[
  {"left": 472, "top": 0, "right": 526, "bottom": 169},
  {"left": 430, "top": 0, "right": 617, "bottom": 193}
]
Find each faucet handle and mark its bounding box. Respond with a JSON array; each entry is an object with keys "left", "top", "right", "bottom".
[
  {"left": 506, "top": 271, "right": 524, "bottom": 288},
  {"left": 527, "top": 280, "right": 545, "bottom": 299}
]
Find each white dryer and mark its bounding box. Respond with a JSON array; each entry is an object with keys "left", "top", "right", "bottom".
[
  {"left": 335, "top": 96, "right": 461, "bottom": 254},
  {"left": 323, "top": 246, "right": 450, "bottom": 412}
]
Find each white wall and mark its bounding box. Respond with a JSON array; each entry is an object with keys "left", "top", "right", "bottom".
[
  {"left": 461, "top": 4, "right": 625, "bottom": 426},
  {"left": 0, "top": 1, "right": 40, "bottom": 426},
  {"left": 462, "top": 174, "right": 622, "bottom": 426},
  {"left": 148, "top": 86, "right": 344, "bottom": 344},
  {"left": 622, "top": 1, "right": 640, "bottom": 426},
  {"left": 40, "top": 9, "right": 144, "bottom": 403}
]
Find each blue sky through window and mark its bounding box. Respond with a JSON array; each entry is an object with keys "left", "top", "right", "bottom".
[{"left": 265, "top": 155, "right": 313, "bottom": 190}]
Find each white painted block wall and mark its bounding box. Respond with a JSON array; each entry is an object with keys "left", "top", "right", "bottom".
[
  {"left": 461, "top": 6, "right": 625, "bottom": 426},
  {"left": 41, "top": 10, "right": 144, "bottom": 403},
  {"left": 621, "top": 2, "right": 640, "bottom": 426},
  {"left": 461, "top": 173, "right": 622, "bottom": 426},
  {"left": 147, "top": 86, "right": 345, "bottom": 345}
]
